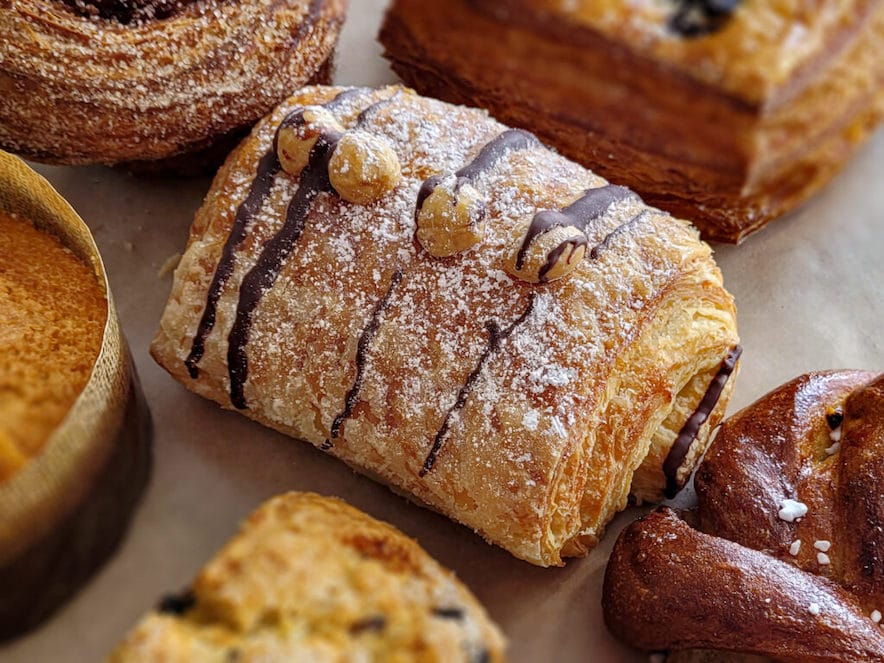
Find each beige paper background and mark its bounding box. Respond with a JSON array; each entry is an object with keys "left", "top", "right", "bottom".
[{"left": 3, "top": 1, "right": 882, "bottom": 660}]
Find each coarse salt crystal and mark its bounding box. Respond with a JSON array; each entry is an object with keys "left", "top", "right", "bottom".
[
  {"left": 789, "top": 540, "right": 801, "bottom": 556},
  {"left": 817, "top": 552, "right": 831, "bottom": 565},
  {"left": 808, "top": 603, "right": 821, "bottom": 616},
  {"left": 778, "top": 499, "right": 808, "bottom": 522},
  {"left": 814, "top": 540, "right": 831, "bottom": 552},
  {"left": 872, "top": 610, "right": 882, "bottom": 624}
]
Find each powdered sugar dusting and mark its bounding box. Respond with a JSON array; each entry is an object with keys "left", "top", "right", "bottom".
[{"left": 162, "top": 85, "right": 724, "bottom": 561}]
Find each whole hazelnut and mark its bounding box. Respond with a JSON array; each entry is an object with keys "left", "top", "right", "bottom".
[
  {"left": 505, "top": 216, "right": 587, "bottom": 283},
  {"left": 276, "top": 106, "right": 343, "bottom": 176},
  {"left": 415, "top": 177, "right": 486, "bottom": 257},
  {"left": 328, "top": 131, "right": 401, "bottom": 205}
]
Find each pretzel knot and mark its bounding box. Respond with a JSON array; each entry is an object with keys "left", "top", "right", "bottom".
[{"left": 603, "top": 371, "right": 884, "bottom": 662}]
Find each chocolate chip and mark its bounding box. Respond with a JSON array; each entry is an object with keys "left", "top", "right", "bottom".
[
  {"left": 432, "top": 606, "right": 465, "bottom": 620},
  {"left": 156, "top": 589, "right": 196, "bottom": 615},
  {"left": 826, "top": 408, "right": 844, "bottom": 430},
  {"left": 669, "top": 0, "right": 741, "bottom": 37},
  {"left": 349, "top": 615, "right": 387, "bottom": 634}
]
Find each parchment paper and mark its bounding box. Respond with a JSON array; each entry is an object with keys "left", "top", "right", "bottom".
[{"left": 3, "top": 1, "right": 882, "bottom": 660}]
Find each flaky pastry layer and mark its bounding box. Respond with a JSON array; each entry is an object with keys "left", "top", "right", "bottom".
[{"left": 380, "top": 0, "right": 884, "bottom": 242}]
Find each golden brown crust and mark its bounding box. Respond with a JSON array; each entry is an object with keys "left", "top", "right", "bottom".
[
  {"left": 150, "top": 85, "right": 739, "bottom": 566},
  {"left": 0, "top": 212, "right": 107, "bottom": 478},
  {"left": 379, "top": 0, "right": 884, "bottom": 242},
  {"left": 107, "top": 492, "right": 506, "bottom": 663},
  {"left": 603, "top": 371, "right": 884, "bottom": 661},
  {"left": 0, "top": 0, "right": 346, "bottom": 167}
]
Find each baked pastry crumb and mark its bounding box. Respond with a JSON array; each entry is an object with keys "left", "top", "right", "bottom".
[{"left": 108, "top": 492, "right": 506, "bottom": 662}]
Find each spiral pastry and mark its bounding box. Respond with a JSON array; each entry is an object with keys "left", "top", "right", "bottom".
[{"left": 0, "top": 0, "right": 346, "bottom": 169}]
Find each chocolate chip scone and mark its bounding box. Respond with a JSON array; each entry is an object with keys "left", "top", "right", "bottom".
[{"left": 107, "top": 492, "right": 505, "bottom": 662}]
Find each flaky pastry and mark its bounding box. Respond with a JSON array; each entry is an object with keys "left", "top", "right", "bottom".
[
  {"left": 151, "top": 85, "right": 740, "bottom": 566},
  {"left": 0, "top": 0, "right": 345, "bottom": 170},
  {"left": 380, "top": 0, "right": 884, "bottom": 242}
]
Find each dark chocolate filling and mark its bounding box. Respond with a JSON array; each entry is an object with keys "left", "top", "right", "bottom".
[
  {"left": 826, "top": 408, "right": 844, "bottom": 430},
  {"left": 420, "top": 294, "right": 537, "bottom": 476},
  {"left": 663, "top": 345, "right": 742, "bottom": 498},
  {"left": 62, "top": 0, "right": 197, "bottom": 23}
]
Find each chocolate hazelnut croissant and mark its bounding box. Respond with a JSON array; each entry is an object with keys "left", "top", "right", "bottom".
[
  {"left": 604, "top": 371, "right": 884, "bottom": 662},
  {"left": 150, "top": 85, "right": 740, "bottom": 566},
  {"left": 0, "top": 0, "right": 345, "bottom": 170}
]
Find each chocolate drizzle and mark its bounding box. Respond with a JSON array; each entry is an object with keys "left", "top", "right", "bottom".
[
  {"left": 185, "top": 89, "right": 365, "bottom": 381},
  {"left": 225, "top": 89, "right": 401, "bottom": 409},
  {"left": 515, "top": 184, "right": 636, "bottom": 281},
  {"left": 185, "top": 150, "right": 280, "bottom": 379},
  {"left": 227, "top": 131, "right": 339, "bottom": 410},
  {"left": 415, "top": 129, "right": 540, "bottom": 217},
  {"left": 420, "top": 294, "right": 537, "bottom": 476},
  {"left": 663, "top": 345, "right": 743, "bottom": 498},
  {"left": 669, "top": 0, "right": 741, "bottom": 37},
  {"left": 322, "top": 269, "right": 404, "bottom": 450},
  {"left": 588, "top": 210, "right": 651, "bottom": 260}
]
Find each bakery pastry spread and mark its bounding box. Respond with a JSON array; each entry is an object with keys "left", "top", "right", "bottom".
[
  {"left": 151, "top": 85, "right": 740, "bottom": 566},
  {"left": 380, "top": 0, "right": 884, "bottom": 242},
  {"left": 107, "top": 492, "right": 506, "bottom": 662},
  {"left": 0, "top": 0, "right": 346, "bottom": 170},
  {"left": 0, "top": 151, "right": 152, "bottom": 640},
  {"left": 603, "top": 371, "right": 884, "bottom": 662}
]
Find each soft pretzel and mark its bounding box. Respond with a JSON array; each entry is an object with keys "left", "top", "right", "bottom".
[
  {"left": 380, "top": 0, "right": 884, "bottom": 242},
  {"left": 0, "top": 0, "right": 345, "bottom": 170},
  {"left": 151, "top": 85, "right": 740, "bottom": 566},
  {"left": 603, "top": 371, "right": 884, "bottom": 662}
]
